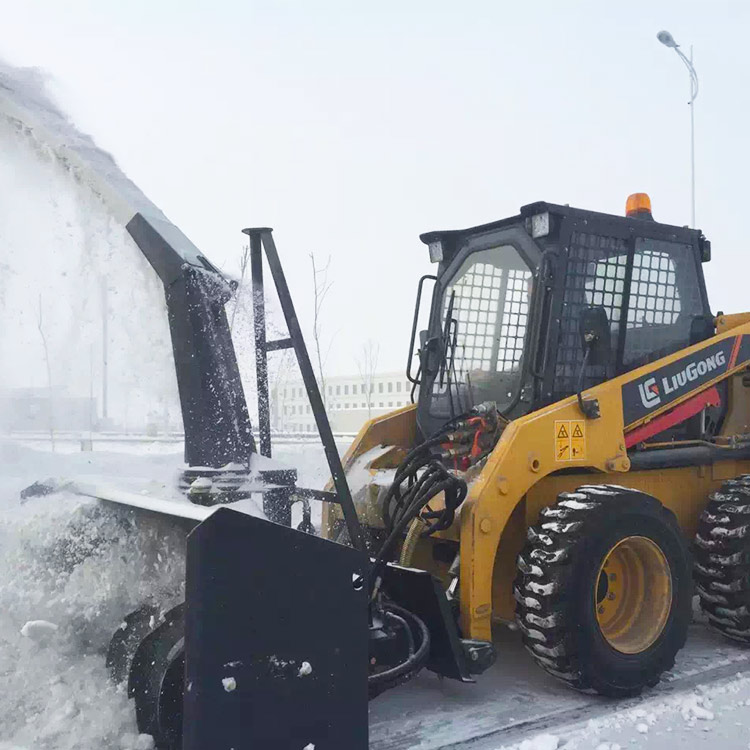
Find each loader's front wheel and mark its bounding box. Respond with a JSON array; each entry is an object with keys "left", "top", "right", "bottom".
[{"left": 515, "top": 485, "right": 691, "bottom": 697}]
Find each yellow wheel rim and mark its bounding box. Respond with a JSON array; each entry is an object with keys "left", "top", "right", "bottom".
[{"left": 595, "top": 536, "right": 672, "bottom": 654}]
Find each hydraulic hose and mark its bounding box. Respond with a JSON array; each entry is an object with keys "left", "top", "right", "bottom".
[
  {"left": 399, "top": 517, "right": 427, "bottom": 567},
  {"left": 367, "top": 602, "right": 430, "bottom": 692}
]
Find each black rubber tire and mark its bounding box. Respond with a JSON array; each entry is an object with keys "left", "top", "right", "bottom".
[
  {"left": 694, "top": 475, "right": 750, "bottom": 643},
  {"left": 514, "top": 485, "right": 692, "bottom": 697}
]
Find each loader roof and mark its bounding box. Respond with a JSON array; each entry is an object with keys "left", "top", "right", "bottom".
[{"left": 419, "top": 200, "right": 706, "bottom": 251}]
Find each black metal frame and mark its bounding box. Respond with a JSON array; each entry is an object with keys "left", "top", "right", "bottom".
[{"left": 242, "top": 228, "right": 367, "bottom": 554}]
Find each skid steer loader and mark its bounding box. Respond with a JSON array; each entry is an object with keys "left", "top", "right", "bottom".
[{"left": 64, "top": 192, "right": 750, "bottom": 749}]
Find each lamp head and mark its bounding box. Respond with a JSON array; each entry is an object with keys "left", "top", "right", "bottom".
[{"left": 657, "top": 30, "right": 679, "bottom": 48}]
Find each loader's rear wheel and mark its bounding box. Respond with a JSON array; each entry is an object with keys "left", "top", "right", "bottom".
[
  {"left": 515, "top": 485, "right": 691, "bottom": 697},
  {"left": 694, "top": 475, "right": 750, "bottom": 642}
]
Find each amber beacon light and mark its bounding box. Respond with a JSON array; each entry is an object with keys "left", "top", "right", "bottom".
[{"left": 625, "top": 192, "right": 653, "bottom": 218}]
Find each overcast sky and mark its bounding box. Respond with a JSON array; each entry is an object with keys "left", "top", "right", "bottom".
[{"left": 2, "top": 0, "right": 748, "bottom": 375}]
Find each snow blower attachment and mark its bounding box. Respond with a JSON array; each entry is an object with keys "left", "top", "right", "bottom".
[{"left": 95, "top": 228, "right": 477, "bottom": 749}]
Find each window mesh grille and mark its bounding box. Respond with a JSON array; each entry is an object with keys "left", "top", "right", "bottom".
[
  {"left": 623, "top": 238, "right": 703, "bottom": 365},
  {"left": 554, "top": 233, "right": 704, "bottom": 403},
  {"left": 436, "top": 261, "right": 532, "bottom": 386},
  {"left": 445, "top": 261, "right": 503, "bottom": 373},
  {"left": 497, "top": 269, "right": 531, "bottom": 372},
  {"left": 554, "top": 232, "right": 626, "bottom": 401}
]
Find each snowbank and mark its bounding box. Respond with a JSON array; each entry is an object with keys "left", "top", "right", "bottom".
[{"left": 0, "top": 442, "right": 187, "bottom": 748}]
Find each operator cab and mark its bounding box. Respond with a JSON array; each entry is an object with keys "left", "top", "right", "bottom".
[{"left": 411, "top": 196, "right": 714, "bottom": 440}]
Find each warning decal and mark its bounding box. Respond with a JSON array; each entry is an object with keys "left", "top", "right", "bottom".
[
  {"left": 571, "top": 421, "right": 586, "bottom": 460},
  {"left": 554, "top": 420, "right": 586, "bottom": 462},
  {"left": 554, "top": 421, "right": 570, "bottom": 460}
]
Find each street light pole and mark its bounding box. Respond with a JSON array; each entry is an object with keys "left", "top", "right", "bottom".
[{"left": 657, "top": 31, "right": 699, "bottom": 227}]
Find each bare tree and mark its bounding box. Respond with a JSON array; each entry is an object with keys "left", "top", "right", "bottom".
[
  {"left": 230, "top": 243, "right": 250, "bottom": 331},
  {"left": 356, "top": 339, "right": 380, "bottom": 419},
  {"left": 310, "top": 253, "right": 333, "bottom": 407},
  {"left": 36, "top": 294, "right": 55, "bottom": 451}
]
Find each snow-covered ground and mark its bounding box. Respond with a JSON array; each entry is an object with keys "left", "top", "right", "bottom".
[
  {"left": 495, "top": 671, "right": 750, "bottom": 750},
  {"left": 2, "top": 438, "right": 750, "bottom": 749},
  {"left": 369, "top": 623, "right": 750, "bottom": 750}
]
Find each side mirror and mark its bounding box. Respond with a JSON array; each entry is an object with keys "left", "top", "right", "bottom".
[
  {"left": 579, "top": 306, "right": 611, "bottom": 367},
  {"left": 419, "top": 330, "right": 441, "bottom": 378},
  {"left": 576, "top": 306, "right": 610, "bottom": 419}
]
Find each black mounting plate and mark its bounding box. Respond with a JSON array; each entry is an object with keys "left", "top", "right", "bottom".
[{"left": 183, "top": 507, "right": 369, "bottom": 749}]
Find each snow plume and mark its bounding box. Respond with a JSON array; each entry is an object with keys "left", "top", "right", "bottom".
[
  {"left": 0, "top": 446, "right": 186, "bottom": 748},
  {"left": 0, "top": 60, "right": 181, "bottom": 434}
]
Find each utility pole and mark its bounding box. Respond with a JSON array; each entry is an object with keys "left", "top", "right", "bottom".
[{"left": 657, "top": 30, "right": 699, "bottom": 227}]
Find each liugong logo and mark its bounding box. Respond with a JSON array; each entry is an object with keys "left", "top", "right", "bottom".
[
  {"left": 637, "top": 350, "right": 727, "bottom": 411},
  {"left": 638, "top": 377, "right": 661, "bottom": 408}
]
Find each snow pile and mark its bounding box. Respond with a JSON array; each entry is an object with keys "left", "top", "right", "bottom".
[
  {"left": 677, "top": 692, "right": 715, "bottom": 723},
  {"left": 0, "top": 446, "right": 186, "bottom": 748},
  {"left": 0, "top": 433, "right": 342, "bottom": 747},
  {"left": 516, "top": 734, "right": 559, "bottom": 750},
  {"left": 20, "top": 619, "right": 59, "bottom": 642}
]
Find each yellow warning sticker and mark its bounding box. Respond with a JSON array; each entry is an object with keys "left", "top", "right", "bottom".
[
  {"left": 554, "top": 420, "right": 586, "bottom": 462},
  {"left": 555, "top": 421, "right": 570, "bottom": 461},
  {"left": 571, "top": 420, "right": 586, "bottom": 460}
]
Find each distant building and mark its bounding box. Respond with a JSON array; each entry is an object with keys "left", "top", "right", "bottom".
[
  {"left": 271, "top": 372, "right": 417, "bottom": 433},
  {"left": 0, "top": 388, "right": 96, "bottom": 432}
]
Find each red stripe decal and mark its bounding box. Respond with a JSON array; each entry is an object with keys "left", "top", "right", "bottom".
[
  {"left": 625, "top": 386, "right": 721, "bottom": 449},
  {"left": 729, "top": 335, "right": 742, "bottom": 369}
]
